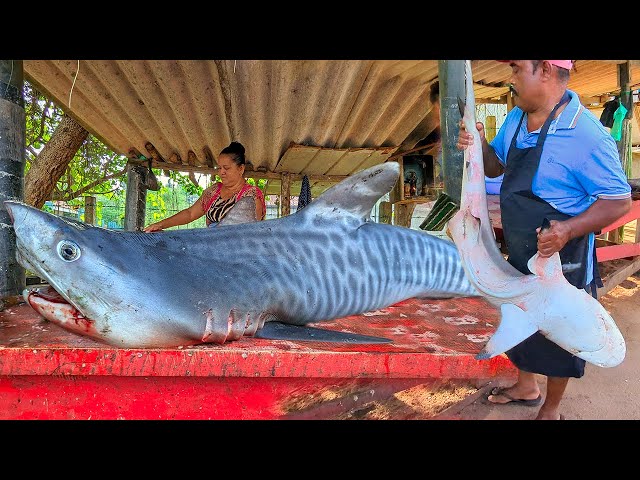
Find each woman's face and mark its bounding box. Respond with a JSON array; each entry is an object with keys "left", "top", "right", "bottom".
[{"left": 217, "top": 153, "right": 245, "bottom": 185}]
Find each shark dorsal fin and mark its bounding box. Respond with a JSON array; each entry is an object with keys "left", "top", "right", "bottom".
[{"left": 299, "top": 162, "right": 400, "bottom": 220}]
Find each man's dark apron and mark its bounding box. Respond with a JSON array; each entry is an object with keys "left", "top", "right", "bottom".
[{"left": 499, "top": 91, "right": 602, "bottom": 378}]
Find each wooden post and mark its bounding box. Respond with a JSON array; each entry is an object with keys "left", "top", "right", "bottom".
[
  {"left": 394, "top": 203, "right": 417, "bottom": 228},
  {"left": 485, "top": 115, "right": 497, "bottom": 142},
  {"left": 0, "top": 60, "right": 25, "bottom": 299},
  {"left": 617, "top": 61, "right": 633, "bottom": 177},
  {"left": 84, "top": 196, "right": 97, "bottom": 225},
  {"left": 506, "top": 92, "right": 516, "bottom": 112},
  {"left": 379, "top": 201, "right": 392, "bottom": 224},
  {"left": 124, "top": 163, "right": 147, "bottom": 231},
  {"left": 280, "top": 172, "right": 291, "bottom": 217},
  {"left": 610, "top": 61, "right": 634, "bottom": 243},
  {"left": 438, "top": 60, "right": 465, "bottom": 206},
  {"left": 389, "top": 158, "right": 404, "bottom": 204}
]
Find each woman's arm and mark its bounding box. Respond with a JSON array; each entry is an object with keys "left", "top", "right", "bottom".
[{"left": 144, "top": 197, "right": 205, "bottom": 232}]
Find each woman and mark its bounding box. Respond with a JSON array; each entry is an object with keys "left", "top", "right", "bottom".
[{"left": 143, "top": 141, "right": 265, "bottom": 232}]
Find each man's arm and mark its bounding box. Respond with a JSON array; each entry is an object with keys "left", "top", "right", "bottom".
[
  {"left": 482, "top": 139, "right": 505, "bottom": 178},
  {"left": 537, "top": 197, "right": 632, "bottom": 257}
]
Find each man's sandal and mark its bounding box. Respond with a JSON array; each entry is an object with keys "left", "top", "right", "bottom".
[{"left": 487, "top": 386, "right": 543, "bottom": 406}]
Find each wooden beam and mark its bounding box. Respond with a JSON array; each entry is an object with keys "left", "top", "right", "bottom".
[
  {"left": 187, "top": 150, "right": 199, "bottom": 167},
  {"left": 485, "top": 116, "right": 497, "bottom": 142},
  {"left": 128, "top": 147, "right": 144, "bottom": 160},
  {"left": 394, "top": 203, "right": 416, "bottom": 228},
  {"left": 124, "top": 163, "right": 148, "bottom": 231},
  {"left": 389, "top": 158, "right": 404, "bottom": 204},
  {"left": 379, "top": 201, "right": 392, "bottom": 224},
  {"left": 475, "top": 99, "right": 508, "bottom": 105},
  {"left": 387, "top": 142, "right": 438, "bottom": 161},
  {"left": 145, "top": 142, "right": 166, "bottom": 164},
  {"left": 598, "top": 256, "right": 640, "bottom": 297},
  {"left": 84, "top": 196, "right": 96, "bottom": 225},
  {"left": 128, "top": 158, "right": 349, "bottom": 183},
  {"left": 202, "top": 146, "right": 215, "bottom": 168},
  {"left": 281, "top": 172, "right": 291, "bottom": 217}
]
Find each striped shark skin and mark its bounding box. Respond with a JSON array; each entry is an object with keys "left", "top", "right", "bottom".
[
  {"left": 4, "top": 162, "right": 477, "bottom": 348},
  {"left": 448, "top": 60, "right": 625, "bottom": 368}
]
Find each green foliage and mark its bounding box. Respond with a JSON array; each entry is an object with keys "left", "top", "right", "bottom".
[
  {"left": 168, "top": 170, "right": 204, "bottom": 197},
  {"left": 24, "top": 81, "right": 129, "bottom": 201},
  {"left": 23, "top": 80, "right": 269, "bottom": 229},
  {"left": 246, "top": 177, "right": 268, "bottom": 193}
]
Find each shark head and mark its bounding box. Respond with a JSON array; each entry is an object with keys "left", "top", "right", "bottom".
[
  {"left": 4, "top": 200, "right": 160, "bottom": 343},
  {"left": 6, "top": 201, "right": 95, "bottom": 296}
]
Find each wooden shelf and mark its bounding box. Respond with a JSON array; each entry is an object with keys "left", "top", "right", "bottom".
[{"left": 393, "top": 196, "right": 436, "bottom": 206}]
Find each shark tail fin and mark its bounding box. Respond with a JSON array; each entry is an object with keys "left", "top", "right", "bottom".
[{"left": 475, "top": 303, "right": 538, "bottom": 360}]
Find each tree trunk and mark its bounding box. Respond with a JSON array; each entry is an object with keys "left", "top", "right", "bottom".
[{"left": 24, "top": 114, "right": 89, "bottom": 208}]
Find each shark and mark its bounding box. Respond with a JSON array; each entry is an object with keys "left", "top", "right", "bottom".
[
  {"left": 5, "top": 162, "right": 478, "bottom": 348},
  {"left": 448, "top": 59, "right": 625, "bottom": 368}
]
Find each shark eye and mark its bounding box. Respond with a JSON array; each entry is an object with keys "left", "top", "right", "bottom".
[{"left": 57, "top": 241, "right": 81, "bottom": 262}]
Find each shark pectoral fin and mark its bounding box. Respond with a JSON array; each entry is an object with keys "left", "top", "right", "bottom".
[
  {"left": 254, "top": 322, "right": 392, "bottom": 344},
  {"left": 475, "top": 303, "right": 538, "bottom": 360},
  {"left": 527, "top": 252, "right": 563, "bottom": 278}
]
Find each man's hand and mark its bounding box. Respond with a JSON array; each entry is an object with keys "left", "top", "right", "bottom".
[
  {"left": 536, "top": 220, "right": 572, "bottom": 257},
  {"left": 456, "top": 121, "right": 486, "bottom": 150}
]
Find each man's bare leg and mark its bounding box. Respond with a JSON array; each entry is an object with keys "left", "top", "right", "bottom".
[
  {"left": 488, "top": 370, "right": 541, "bottom": 404},
  {"left": 535, "top": 376, "right": 568, "bottom": 420}
]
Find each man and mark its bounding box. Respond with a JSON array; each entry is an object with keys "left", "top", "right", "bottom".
[{"left": 457, "top": 60, "right": 632, "bottom": 420}]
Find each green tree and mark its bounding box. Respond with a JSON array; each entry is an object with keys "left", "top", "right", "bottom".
[{"left": 23, "top": 80, "right": 270, "bottom": 224}]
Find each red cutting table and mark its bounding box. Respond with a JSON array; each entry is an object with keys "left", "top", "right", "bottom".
[
  {"left": 0, "top": 295, "right": 514, "bottom": 420},
  {"left": 487, "top": 195, "right": 640, "bottom": 262}
]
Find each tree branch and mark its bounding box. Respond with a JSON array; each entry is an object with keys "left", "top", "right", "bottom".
[
  {"left": 26, "top": 145, "right": 39, "bottom": 159},
  {"left": 62, "top": 166, "right": 128, "bottom": 200}
]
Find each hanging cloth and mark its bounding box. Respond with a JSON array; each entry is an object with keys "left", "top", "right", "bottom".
[
  {"left": 599, "top": 98, "right": 619, "bottom": 128},
  {"left": 297, "top": 175, "right": 312, "bottom": 211},
  {"left": 610, "top": 101, "right": 628, "bottom": 141}
]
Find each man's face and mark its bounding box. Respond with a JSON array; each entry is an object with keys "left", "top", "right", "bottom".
[{"left": 507, "top": 60, "right": 545, "bottom": 112}]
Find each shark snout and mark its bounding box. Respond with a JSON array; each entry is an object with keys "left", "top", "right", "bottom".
[
  {"left": 3, "top": 200, "right": 17, "bottom": 223},
  {"left": 3, "top": 200, "right": 33, "bottom": 227}
]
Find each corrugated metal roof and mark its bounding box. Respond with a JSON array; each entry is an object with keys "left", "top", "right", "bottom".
[
  {"left": 23, "top": 60, "right": 639, "bottom": 189},
  {"left": 268, "top": 143, "right": 397, "bottom": 196},
  {"left": 24, "top": 60, "right": 440, "bottom": 176},
  {"left": 470, "top": 59, "right": 640, "bottom": 102}
]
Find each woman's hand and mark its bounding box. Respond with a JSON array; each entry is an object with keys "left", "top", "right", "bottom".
[{"left": 143, "top": 222, "right": 164, "bottom": 233}]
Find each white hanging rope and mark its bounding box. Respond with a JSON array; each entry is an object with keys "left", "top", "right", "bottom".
[
  {"left": 68, "top": 60, "right": 80, "bottom": 108},
  {"left": 4, "top": 60, "right": 13, "bottom": 97}
]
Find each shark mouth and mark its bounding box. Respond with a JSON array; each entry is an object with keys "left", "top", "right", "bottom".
[{"left": 23, "top": 285, "right": 97, "bottom": 335}]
